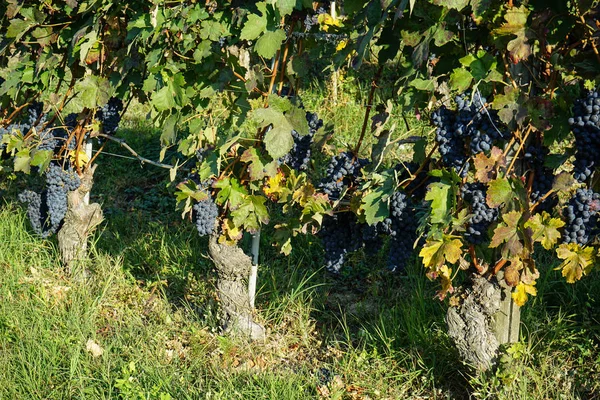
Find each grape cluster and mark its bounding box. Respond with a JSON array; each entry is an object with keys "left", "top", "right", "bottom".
[
  {"left": 280, "top": 112, "right": 323, "bottom": 171},
  {"left": 385, "top": 191, "right": 417, "bottom": 272},
  {"left": 193, "top": 191, "right": 219, "bottom": 236},
  {"left": 431, "top": 92, "right": 506, "bottom": 175},
  {"left": 19, "top": 163, "right": 81, "bottom": 237},
  {"left": 461, "top": 182, "right": 498, "bottom": 244},
  {"left": 524, "top": 144, "right": 557, "bottom": 212},
  {"left": 319, "top": 212, "right": 364, "bottom": 272},
  {"left": 562, "top": 188, "right": 600, "bottom": 245},
  {"left": 97, "top": 97, "right": 123, "bottom": 135},
  {"left": 18, "top": 190, "right": 53, "bottom": 238},
  {"left": 319, "top": 152, "right": 369, "bottom": 200},
  {"left": 568, "top": 89, "right": 600, "bottom": 182}
]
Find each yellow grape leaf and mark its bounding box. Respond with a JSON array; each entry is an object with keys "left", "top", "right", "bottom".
[
  {"left": 69, "top": 150, "right": 89, "bottom": 168},
  {"left": 317, "top": 13, "right": 342, "bottom": 32},
  {"left": 419, "top": 235, "right": 463, "bottom": 269},
  {"left": 524, "top": 212, "right": 564, "bottom": 250},
  {"left": 219, "top": 218, "right": 243, "bottom": 245},
  {"left": 336, "top": 40, "right": 348, "bottom": 51},
  {"left": 438, "top": 265, "right": 454, "bottom": 299},
  {"left": 555, "top": 243, "right": 595, "bottom": 283},
  {"left": 512, "top": 281, "right": 537, "bottom": 306},
  {"left": 263, "top": 171, "right": 285, "bottom": 200},
  {"left": 473, "top": 146, "right": 505, "bottom": 183}
]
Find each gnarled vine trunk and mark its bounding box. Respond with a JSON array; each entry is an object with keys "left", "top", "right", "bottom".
[
  {"left": 58, "top": 165, "right": 103, "bottom": 270},
  {"left": 446, "top": 272, "right": 520, "bottom": 371},
  {"left": 208, "top": 234, "right": 265, "bottom": 340}
]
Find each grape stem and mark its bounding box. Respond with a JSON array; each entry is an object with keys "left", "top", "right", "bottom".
[
  {"left": 469, "top": 245, "right": 484, "bottom": 274},
  {"left": 354, "top": 65, "right": 384, "bottom": 157},
  {"left": 95, "top": 133, "right": 175, "bottom": 170},
  {"left": 505, "top": 125, "right": 533, "bottom": 176}
]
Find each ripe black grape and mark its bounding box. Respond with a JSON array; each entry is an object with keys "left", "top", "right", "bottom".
[
  {"left": 97, "top": 97, "right": 123, "bottom": 135},
  {"left": 193, "top": 193, "right": 219, "bottom": 236},
  {"left": 569, "top": 89, "right": 600, "bottom": 182},
  {"left": 431, "top": 92, "right": 507, "bottom": 176},
  {"left": 562, "top": 188, "right": 600, "bottom": 245},
  {"left": 319, "top": 152, "right": 369, "bottom": 200},
  {"left": 461, "top": 182, "right": 498, "bottom": 244},
  {"left": 280, "top": 112, "right": 323, "bottom": 171},
  {"left": 386, "top": 191, "right": 417, "bottom": 272},
  {"left": 319, "top": 212, "right": 363, "bottom": 273}
]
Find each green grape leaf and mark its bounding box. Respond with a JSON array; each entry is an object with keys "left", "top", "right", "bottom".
[
  {"left": 30, "top": 149, "right": 53, "bottom": 172},
  {"left": 255, "top": 29, "right": 286, "bottom": 58},
  {"left": 270, "top": 0, "right": 295, "bottom": 16},
  {"left": 449, "top": 68, "right": 473, "bottom": 92},
  {"left": 486, "top": 177, "right": 512, "bottom": 208},
  {"left": 252, "top": 108, "right": 294, "bottom": 159},
  {"left": 524, "top": 212, "right": 564, "bottom": 250},
  {"left": 231, "top": 195, "right": 269, "bottom": 232},
  {"left": 214, "top": 177, "right": 248, "bottom": 209},
  {"left": 76, "top": 76, "right": 110, "bottom": 109},
  {"left": 240, "top": 13, "right": 267, "bottom": 41},
  {"left": 431, "top": 0, "right": 469, "bottom": 10},
  {"left": 555, "top": 243, "right": 596, "bottom": 283},
  {"left": 426, "top": 182, "right": 452, "bottom": 224},
  {"left": 13, "top": 150, "right": 31, "bottom": 174},
  {"left": 240, "top": 147, "right": 278, "bottom": 180}
]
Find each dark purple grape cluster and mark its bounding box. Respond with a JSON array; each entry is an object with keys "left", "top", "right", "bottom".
[
  {"left": 193, "top": 191, "right": 219, "bottom": 237},
  {"left": 97, "top": 97, "right": 123, "bottom": 135},
  {"left": 568, "top": 89, "right": 600, "bottom": 182},
  {"left": 461, "top": 182, "right": 498, "bottom": 244},
  {"left": 385, "top": 191, "right": 417, "bottom": 272},
  {"left": 280, "top": 112, "right": 323, "bottom": 171},
  {"left": 431, "top": 92, "right": 506, "bottom": 176},
  {"left": 18, "top": 190, "right": 54, "bottom": 238},
  {"left": 19, "top": 163, "right": 81, "bottom": 237},
  {"left": 319, "top": 152, "right": 369, "bottom": 200},
  {"left": 524, "top": 144, "right": 557, "bottom": 212},
  {"left": 319, "top": 212, "right": 364, "bottom": 273},
  {"left": 562, "top": 188, "right": 600, "bottom": 245}
]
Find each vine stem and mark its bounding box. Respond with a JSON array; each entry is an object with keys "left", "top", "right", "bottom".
[
  {"left": 529, "top": 189, "right": 556, "bottom": 214},
  {"left": 505, "top": 125, "right": 532, "bottom": 176},
  {"left": 493, "top": 258, "right": 508, "bottom": 275},
  {"left": 469, "top": 245, "right": 484, "bottom": 274},
  {"left": 277, "top": 41, "right": 290, "bottom": 95},
  {"left": 354, "top": 66, "right": 383, "bottom": 156},
  {"left": 94, "top": 133, "right": 175, "bottom": 169}
]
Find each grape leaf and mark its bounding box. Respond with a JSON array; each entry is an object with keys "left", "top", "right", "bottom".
[
  {"left": 214, "top": 177, "right": 248, "bottom": 209},
  {"left": 255, "top": 29, "right": 286, "bottom": 58},
  {"left": 524, "top": 212, "right": 564, "bottom": 250},
  {"left": 252, "top": 108, "right": 294, "bottom": 159},
  {"left": 449, "top": 68, "right": 473, "bottom": 93},
  {"left": 486, "top": 177, "right": 512, "bottom": 208},
  {"left": 426, "top": 182, "right": 452, "bottom": 224},
  {"left": 555, "top": 243, "right": 596, "bottom": 283},
  {"left": 420, "top": 235, "right": 463, "bottom": 269},
  {"left": 474, "top": 147, "right": 505, "bottom": 183},
  {"left": 512, "top": 281, "right": 537, "bottom": 306},
  {"left": 231, "top": 195, "right": 269, "bottom": 232},
  {"left": 240, "top": 13, "right": 267, "bottom": 41},
  {"left": 240, "top": 147, "right": 278, "bottom": 180},
  {"left": 431, "top": 0, "right": 469, "bottom": 10},
  {"left": 490, "top": 210, "right": 523, "bottom": 258}
]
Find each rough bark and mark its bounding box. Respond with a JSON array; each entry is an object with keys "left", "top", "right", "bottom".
[
  {"left": 446, "top": 273, "right": 519, "bottom": 371},
  {"left": 58, "top": 165, "right": 103, "bottom": 270},
  {"left": 208, "top": 234, "right": 265, "bottom": 340}
]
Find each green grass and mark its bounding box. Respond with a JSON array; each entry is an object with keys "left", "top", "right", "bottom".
[{"left": 1, "top": 84, "right": 600, "bottom": 399}]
